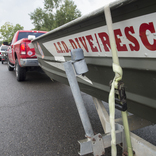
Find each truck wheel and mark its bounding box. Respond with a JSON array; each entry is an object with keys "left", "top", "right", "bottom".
[
  {"left": 8, "top": 61, "right": 14, "bottom": 71},
  {"left": 15, "top": 59, "right": 26, "bottom": 81}
]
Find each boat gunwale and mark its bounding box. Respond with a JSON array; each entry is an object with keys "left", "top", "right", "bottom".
[{"left": 32, "top": 0, "right": 136, "bottom": 43}]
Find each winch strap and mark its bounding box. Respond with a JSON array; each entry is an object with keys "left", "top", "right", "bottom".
[
  {"left": 108, "top": 78, "right": 117, "bottom": 156},
  {"left": 109, "top": 63, "right": 123, "bottom": 156},
  {"left": 104, "top": 4, "right": 119, "bottom": 156},
  {"left": 104, "top": 4, "right": 133, "bottom": 156}
]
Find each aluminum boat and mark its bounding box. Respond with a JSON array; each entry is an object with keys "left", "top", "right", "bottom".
[{"left": 31, "top": 0, "right": 156, "bottom": 123}]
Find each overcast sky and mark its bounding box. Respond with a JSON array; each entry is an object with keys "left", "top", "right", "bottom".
[{"left": 0, "top": 0, "right": 115, "bottom": 30}]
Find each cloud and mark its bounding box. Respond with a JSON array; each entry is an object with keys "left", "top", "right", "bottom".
[
  {"left": 0, "top": 0, "right": 115, "bottom": 30},
  {"left": 73, "top": 0, "right": 115, "bottom": 15},
  {"left": 0, "top": 0, "right": 44, "bottom": 30}
]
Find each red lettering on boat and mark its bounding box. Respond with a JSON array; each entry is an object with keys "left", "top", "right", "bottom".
[
  {"left": 94, "top": 33, "right": 102, "bottom": 52},
  {"left": 75, "top": 38, "right": 81, "bottom": 48},
  {"left": 140, "top": 22, "right": 156, "bottom": 51},
  {"left": 98, "top": 32, "right": 110, "bottom": 52},
  {"left": 57, "top": 42, "right": 65, "bottom": 53},
  {"left": 69, "top": 39, "right": 78, "bottom": 49},
  {"left": 86, "top": 35, "right": 98, "bottom": 52},
  {"left": 114, "top": 29, "right": 128, "bottom": 51},
  {"left": 54, "top": 43, "right": 60, "bottom": 53},
  {"left": 61, "top": 41, "right": 70, "bottom": 53},
  {"left": 78, "top": 36, "right": 89, "bottom": 52},
  {"left": 125, "top": 26, "right": 140, "bottom": 51}
]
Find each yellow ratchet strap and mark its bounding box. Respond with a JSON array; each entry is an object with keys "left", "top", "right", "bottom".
[{"left": 104, "top": 4, "right": 133, "bottom": 156}]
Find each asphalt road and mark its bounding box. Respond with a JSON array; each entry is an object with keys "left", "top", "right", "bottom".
[{"left": 0, "top": 62, "right": 155, "bottom": 156}]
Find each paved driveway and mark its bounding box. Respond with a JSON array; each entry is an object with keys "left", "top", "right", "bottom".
[{"left": 0, "top": 63, "right": 155, "bottom": 156}]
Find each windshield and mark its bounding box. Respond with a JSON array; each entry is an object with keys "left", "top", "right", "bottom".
[{"left": 17, "top": 32, "right": 45, "bottom": 41}]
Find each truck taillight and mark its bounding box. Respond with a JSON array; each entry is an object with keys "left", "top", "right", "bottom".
[{"left": 20, "top": 43, "right": 26, "bottom": 55}]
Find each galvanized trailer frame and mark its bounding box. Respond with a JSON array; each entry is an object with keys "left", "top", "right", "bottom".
[{"left": 63, "top": 53, "right": 156, "bottom": 156}]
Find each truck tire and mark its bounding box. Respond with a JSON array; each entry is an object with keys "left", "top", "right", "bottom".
[
  {"left": 8, "top": 61, "right": 14, "bottom": 71},
  {"left": 15, "top": 59, "right": 26, "bottom": 81}
]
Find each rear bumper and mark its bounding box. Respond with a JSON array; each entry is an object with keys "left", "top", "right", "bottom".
[{"left": 20, "top": 58, "right": 39, "bottom": 67}]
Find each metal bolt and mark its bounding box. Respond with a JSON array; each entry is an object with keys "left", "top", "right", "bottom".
[
  {"left": 98, "top": 135, "right": 102, "bottom": 138},
  {"left": 144, "top": 53, "right": 148, "bottom": 57}
]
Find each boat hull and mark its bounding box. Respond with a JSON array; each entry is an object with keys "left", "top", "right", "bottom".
[{"left": 32, "top": 0, "right": 156, "bottom": 123}]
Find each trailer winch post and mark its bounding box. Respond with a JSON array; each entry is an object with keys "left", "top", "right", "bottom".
[
  {"left": 64, "top": 49, "right": 107, "bottom": 156},
  {"left": 64, "top": 60, "right": 94, "bottom": 138}
]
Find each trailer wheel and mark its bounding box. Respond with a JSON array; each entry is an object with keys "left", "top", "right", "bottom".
[
  {"left": 8, "top": 61, "right": 14, "bottom": 71},
  {"left": 15, "top": 59, "right": 26, "bottom": 81}
]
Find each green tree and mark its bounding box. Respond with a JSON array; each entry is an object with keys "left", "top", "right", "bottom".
[
  {"left": 44, "top": 0, "right": 61, "bottom": 11},
  {"left": 29, "top": 0, "right": 81, "bottom": 31},
  {"left": 55, "top": 0, "right": 81, "bottom": 27},
  {"left": 29, "top": 7, "right": 54, "bottom": 31},
  {"left": 0, "top": 40, "right": 3, "bottom": 46},
  {"left": 0, "top": 22, "right": 24, "bottom": 43}
]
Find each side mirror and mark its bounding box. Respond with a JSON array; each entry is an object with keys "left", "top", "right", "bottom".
[{"left": 28, "top": 35, "right": 36, "bottom": 40}]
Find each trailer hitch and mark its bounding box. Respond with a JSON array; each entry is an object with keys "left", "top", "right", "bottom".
[{"left": 110, "top": 80, "right": 127, "bottom": 111}]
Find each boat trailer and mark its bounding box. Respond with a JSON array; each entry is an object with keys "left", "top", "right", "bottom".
[
  {"left": 62, "top": 3, "right": 156, "bottom": 155},
  {"left": 29, "top": 0, "right": 156, "bottom": 155},
  {"left": 64, "top": 48, "right": 156, "bottom": 156}
]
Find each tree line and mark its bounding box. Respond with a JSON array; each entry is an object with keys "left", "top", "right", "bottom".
[{"left": 0, "top": 0, "right": 81, "bottom": 43}]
